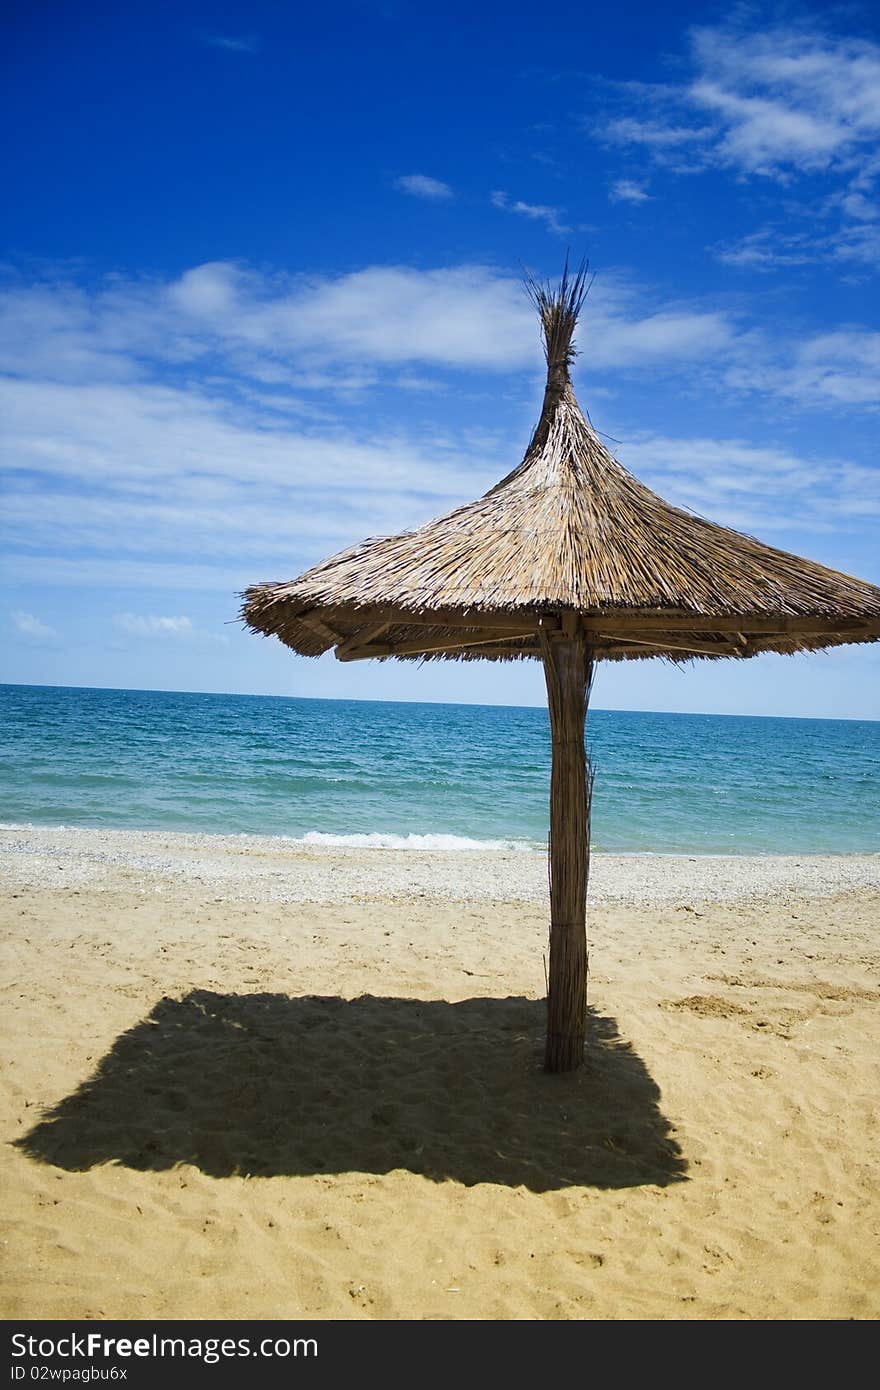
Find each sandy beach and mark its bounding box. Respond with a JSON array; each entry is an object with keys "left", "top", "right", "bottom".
[{"left": 2, "top": 825, "right": 878, "bottom": 1320}]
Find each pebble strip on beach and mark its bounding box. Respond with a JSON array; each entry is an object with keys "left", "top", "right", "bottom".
[{"left": 2, "top": 823, "right": 878, "bottom": 906}]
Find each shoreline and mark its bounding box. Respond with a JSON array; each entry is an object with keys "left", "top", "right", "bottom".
[{"left": 2, "top": 822, "right": 879, "bottom": 906}]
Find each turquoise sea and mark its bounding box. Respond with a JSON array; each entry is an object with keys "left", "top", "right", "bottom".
[{"left": 1, "top": 683, "right": 878, "bottom": 854}]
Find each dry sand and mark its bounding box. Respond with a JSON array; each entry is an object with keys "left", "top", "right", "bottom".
[{"left": 2, "top": 827, "right": 878, "bottom": 1320}]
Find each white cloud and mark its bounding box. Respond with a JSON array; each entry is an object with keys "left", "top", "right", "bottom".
[
  {"left": 585, "top": 303, "right": 733, "bottom": 365},
  {"left": 603, "top": 26, "right": 880, "bottom": 178},
  {"left": 602, "top": 116, "right": 711, "bottom": 151},
  {"left": 0, "top": 262, "right": 740, "bottom": 386},
  {"left": 395, "top": 174, "right": 453, "bottom": 200},
  {"left": 616, "top": 434, "right": 880, "bottom": 531},
  {"left": 782, "top": 330, "right": 880, "bottom": 405},
  {"left": 726, "top": 329, "right": 880, "bottom": 407},
  {"left": 113, "top": 613, "right": 228, "bottom": 644},
  {"left": 0, "top": 263, "right": 534, "bottom": 377},
  {"left": 688, "top": 26, "right": 880, "bottom": 176},
  {"left": 827, "top": 222, "right": 880, "bottom": 266},
  {"left": 490, "top": 190, "right": 569, "bottom": 235},
  {"left": 715, "top": 228, "right": 818, "bottom": 270},
  {"left": 0, "top": 373, "right": 494, "bottom": 508},
  {"left": 598, "top": 23, "right": 880, "bottom": 264},
  {"left": 609, "top": 179, "right": 651, "bottom": 204},
  {"left": 0, "top": 364, "right": 511, "bottom": 594},
  {"left": 10, "top": 610, "right": 56, "bottom": 640},
  {"left": 716, "top": 221, "right": 880, "bottom": 271},
  {"left": 838, "top": 190, "right": 878, "bottom": 221},
  {"left": 115, "top": 613, "right": 193, "bottom": 636},
  {"left": 690, "top": 81, "right": 843, "bottom": 175}
]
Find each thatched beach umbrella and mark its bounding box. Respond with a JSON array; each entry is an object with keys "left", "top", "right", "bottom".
[{"left": 243, "top": 266, "right": 880, "bottom": 1073}]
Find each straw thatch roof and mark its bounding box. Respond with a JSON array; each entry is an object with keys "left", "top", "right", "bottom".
[{"left": 243, "top": 267, "right": 880, "bottom": 665}]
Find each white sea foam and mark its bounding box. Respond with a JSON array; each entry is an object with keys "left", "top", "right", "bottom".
[
  {"left": 2, "top": 824, "right": 878, "bottom": 905},
  {"left": 298, "top": 831, "right": 538, "bottom": 852}
]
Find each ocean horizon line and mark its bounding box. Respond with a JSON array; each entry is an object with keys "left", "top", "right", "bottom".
[{"left": 1, "top": 680, "right": 876, "bottom": 726}]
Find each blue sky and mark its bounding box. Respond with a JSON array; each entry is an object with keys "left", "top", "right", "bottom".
[{"left": 2, "top": 0, "right": 879, "bottom": 717}]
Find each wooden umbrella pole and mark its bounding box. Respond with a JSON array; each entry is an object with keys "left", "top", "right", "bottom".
[{"left": 540, "top": 624, "right": 594, "bottom": 1072}]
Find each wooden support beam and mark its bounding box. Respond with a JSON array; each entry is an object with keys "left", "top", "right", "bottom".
[
  {"left": 599, "top": 632, "right": 746, "bottom": 657},
  {"left": 584, "top": 612, "right": 877, "bottom": 638},
  {"left": 336, "top": 629, "right": 536, "bottom": 662},
  {"left": 297, "top": 609, "right": 344, "bottom": 645},
  {"left": 334, "top": 622, "right": 389, "bottom": 659},
  {"left": 321, "top": 605, "right": 556, "bottom": 633}
]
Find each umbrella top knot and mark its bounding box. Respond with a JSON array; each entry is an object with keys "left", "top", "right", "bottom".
[{"left": 527, "top": 259, "right": 593, "bottom": 400}]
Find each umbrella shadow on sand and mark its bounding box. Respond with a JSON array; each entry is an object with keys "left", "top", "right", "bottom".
[{"left": 17, "top": 990, "right": 687, "bottom": 1191}]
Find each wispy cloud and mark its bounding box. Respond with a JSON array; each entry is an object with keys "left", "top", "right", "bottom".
[
  {"left": 597, "top": 22, "right": 880, "bottom": 267},
  {"left": 395, "top": 174, "right": 453, "bottom": 200},
  {"left": 0, "top": 261, "right": 739, "bottom": 383},
  {"left": 715, "top": 227, "right": 821, "bottom": 270},
  {"left": 10, "top": 610, "right": 57, "bottom": 640},
  {"left": 687, "top": 26, "right": 880, "bottom": 178},
  {"left": 114, "top": 613, "right": 193, "bottom": 637},
  {"left": 113, "top": 613, "right": 228, "bottom": 643},
  {"left": 601, "top": 26, "right": 880, "bottom": 178},
  {"left": 602, "top": 116, "right": 711, "bottom": 154},
  {"left": 490, "top": 190, "right": 569, "bottom": 235},
  {"left": 0, "top": 344, "right": 510, "bottom": 598},
  {"left": 203, "top": 35, "right": 260, "bottom": 54},
  {"left": 716, "top": 218, "right": 880, "bottom": 271},
  {"left": 735, "top": 330, "right": 880, "bottom": 407},
  {"left": 617, "top": 434, "right": 880, "bottom": 532},
  {"left": 12, "top": 258, "right": 880, "bottom": 419},
  {"left": 1, "top": 258, "right": 873, "bottom": 607},
  {"left": 609, "top": 179, "right": 651, "bottom": 204}
]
